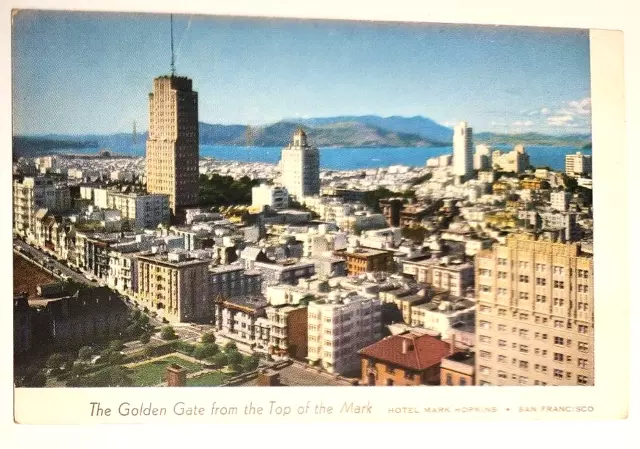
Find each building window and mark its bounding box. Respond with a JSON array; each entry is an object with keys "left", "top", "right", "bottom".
[
  {"left": 386, "top": 379, "right": 394, "bottom": 386},
  {"left": 459, "top": 378, "right": 467, "bottom": 386},
  {"left": 498, "top": 371, "right": 507, "bottom": 379},
  {"left": 536, "top": 278, "right": 547, "bottom": 286},
  {"left": 498, "top": 340, "right": 507, "bottom": 348},
  {"left": 578, "top": 358, "right": 588, "bottom": 369},
  {"left": 519, "top": 292, "right": 529, "bottom": 300},
  {"left": 553, "top": 280, "right": 565, "bottom": 289},
  {"left": 554, "top": 320, "right": 564, "bottom": 329},
  {"left": 480, "top": 351, "right": 492, "bottom": 359},
  {"left": 498, "top": 355, "right": 507, "bottom": 364},
  {"left": 479, "top": 366, "right": 491, "bottom": 375},
  {"left": 519, "top": 361, "right": 529, "bottom": 370},
  {"left": 536, "top": 295, "right": 547, "bottom": 303},
  {"left": 385, "top": 366, "right": 395, "bottom": 374},
  {"left": 578, "top": 342, "right": 589, "bottom": 352},
  {"left": 498, "top": 324, "right": 507, "bottom": 332},
  {"left": 578, "top": 325, "right": 589, "bottom": 334},
  {"left": 446, "top": 373, "right": 453, "bottom": 386},
  {"left": 519, "top": 313, "right": 529, "bottom": 321},
  {"left": 554, "top": 352, "right": 564, "bottom": 362},
  {"left": 479, "top": 320, "right": 491, "bottom": 329},
  {"left": 479, "top": 335, "right": 492, "bottom": 344},
  {"left": 554, "top": 369, "right": 564, "bottom": 379},
  {"left": 519, "top": 275, "right": 530, "bottom": 283},
  {"left": 519, "top": 329, "right": 529, "bottom": 339},
  {"left": 518, "top": 376, "right": 528, "bottom": 385},
  {"left": 577, "top": 375, "right": 588, "bottom": 385},
  {"left": 519, "top": 345, "right": 529, "bottom": 354},
  {"left": 554, "top": 336, "right": 564, "bottom": 346},
  {"left": 498, "top": 308, "right": 507, "bottom": 317}
]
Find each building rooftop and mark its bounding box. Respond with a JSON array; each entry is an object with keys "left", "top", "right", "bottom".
[
  {"left": 358, "top": 332, "right": 451, "bottom": 371},
  {"left": 445, "top": 351, "right": 475, "bottom": 366},
  {"left": 219, "top": 295, "right": 268, "bottom": 313}
]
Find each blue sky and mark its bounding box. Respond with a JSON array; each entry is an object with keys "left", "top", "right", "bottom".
[{"left": 12, "top": 10, "right": 591, "bottom": 135}]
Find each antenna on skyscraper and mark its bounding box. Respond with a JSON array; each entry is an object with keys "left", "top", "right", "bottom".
[{"left": 170, "top": 14, "right": 176, "bottom": 76}]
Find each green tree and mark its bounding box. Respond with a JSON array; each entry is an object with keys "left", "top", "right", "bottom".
[
  {"left": 227, "top": 350, "right": 243, "bottom": 372},
  {"left": 241, "top": 354, "right": 260, "bottom": 373},
  {"left": 201, "top": 332, "right": 216, "bottom": 344},
  {"left": 224, "top": 341, "right": 238, "bottom": 353},
  {"left": 211, "top": 352, "right": 228, "bottom": 369},
  {"left": 78, "top": 346, "right": 93, "bottom": 361},
  {"left": 192, "top": 343, "right": 219, "bottom": 360},
  {"left": 138, "top": 314, "right": 150, "bottom": 327},
  {"left": 160, "top": 326, "right": 177, "bottom": 340}
]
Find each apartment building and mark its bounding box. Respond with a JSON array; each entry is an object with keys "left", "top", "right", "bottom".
[
  {"left": 266, "top": 304, "right": 309, "bottom": 359},
  {"left": 106, "top": 191, "right": 170, "bottom": 229},
  {"left": 550, "top": 189, "right": 572, "bottom": 212},
  {"left": 335, "top": 245, "right": 394, "bottom": 275},
  {"left": 565, "top": 152, "right": 592, "bottom": 178},
  {"left": 475, "top": 234, "right": 594, "bottom": 386},
  {"left": 137, "top": 250, "right": 212, "bottom": 323},
  {"left": 410, "top": 294, "right": 475, "bottom": 339},
  {"left": 13, "top": 176, "right": 71, "bottom": 237},
  {"left": 307, "top": 292, "right": 382, "bottom": 375},
  {"left": 251, "top": 184, "right": 289, "bottom": 211},
  {"left": 431, "top": 261, "right": 474, "bottom": 297},
  {"left": 491, "top": 145, "right": 530, "bottom": 174},
  {"left": 209, "top": 262, "right": 263, "bottom": 300},
  {"left": 214, "top": 296, "right": 268, "bottom": 346}
]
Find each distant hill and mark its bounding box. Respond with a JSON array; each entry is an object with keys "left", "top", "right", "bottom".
[
  {"left": 292, "top": 115, "right": 454, "bottom": 143},
  {"left": 14, "top": 115, "right": 592, "bottom": 157},
  {"left": 474, "top": 132, "right": 592, "bottom": 147}
]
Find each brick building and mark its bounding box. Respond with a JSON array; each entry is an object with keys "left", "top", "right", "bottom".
[{"left": 358, "top": 332, "right": 451, "bottom": 386}]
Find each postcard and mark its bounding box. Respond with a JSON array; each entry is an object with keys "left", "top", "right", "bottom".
[{"left": 4, "top": 0, "right": 631, "bottom": 431}]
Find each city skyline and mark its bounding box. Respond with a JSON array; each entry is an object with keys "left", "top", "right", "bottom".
[{"left": 12, "top": 10, "right": 591, "bottom": 136}]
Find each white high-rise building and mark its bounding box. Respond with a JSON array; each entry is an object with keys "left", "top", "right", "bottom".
[
  {"left": 453, "top": 122, "right": 473, "bottom": 179},
  {"left": 565, "top": 152, "right": 592, "bottom": 178},
  {"left": 307, "top": 292, "right": 382, "bottom": 374},
  {"left": 279, "top": 128, "right": 320, "bottom": 201}
]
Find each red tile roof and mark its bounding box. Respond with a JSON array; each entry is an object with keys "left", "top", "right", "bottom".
[{"left": 358, "top": 332, "right": 451, "bottom": 371}]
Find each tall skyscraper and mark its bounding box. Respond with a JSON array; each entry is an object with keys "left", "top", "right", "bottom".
[
  {"left": 475, "top": 234, "right": 594, "bottom": 386},
  {"left": 145, "top": 16, "right": 199, "bottom": 220},
  {"left": 453, "top": 121, "right": 473, "bottom": 179},
  {"left": 279, "top": 128, "right": 320, "bottom": 201}
]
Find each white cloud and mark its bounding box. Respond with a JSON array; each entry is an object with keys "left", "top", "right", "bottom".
[
  {"left": 490, "top": 121, "right": 507, "bottom": 127},
  {"left": 547, "top": 114, "right": 574, "bottom": 126},
  {"left": 540, "top": 107, "right": 551, "bottom": 115},
  {"left": 512, "top": 120, "right": 533, "bottom": 127}
]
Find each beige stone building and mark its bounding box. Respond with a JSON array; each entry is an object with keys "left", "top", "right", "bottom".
[
  {"left": 475, "top": 234, "right": 594, "bottom": 386},
  {"left": 137, "top": 250, "right": 212, "bottom": 323},
  {"left": 145, "top": 75, "right": 199, "bottom": 219}
]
